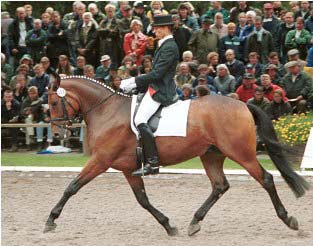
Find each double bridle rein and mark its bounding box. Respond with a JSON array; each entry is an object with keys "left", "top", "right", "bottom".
[{"left": 50, "top": 90, "right": 117, "bottom": 131}]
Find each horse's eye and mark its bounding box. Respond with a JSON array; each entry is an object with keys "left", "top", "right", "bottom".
[{"left": 51, "top": 101, "right": 58, "bottom": 107}]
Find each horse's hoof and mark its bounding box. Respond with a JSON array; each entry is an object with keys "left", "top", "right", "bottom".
[
  {"left": 287, "top": 216, "right": 299, "bottom": 230},
  {"left": 43, "top": 222, "right": 57, "bottom": 233},
  {"left": 188, "top": 223, "right": 201, "bottom": 236},
  {"left": 167, "top": 226, "right": 178, "bottom": 236}
]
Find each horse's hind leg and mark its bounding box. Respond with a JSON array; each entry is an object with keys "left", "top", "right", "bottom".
[
  {"left": 123, "top": 171, "right": 178, "bottom": 236},
  {"left": 237, "top": 158, "right": 299, "bottom": 230},
  {"left": 188, "top": 150, "right": 229, "bottom": 236},
  {"left": 44, "top": 156, "right": 108, "bottom": 233}
]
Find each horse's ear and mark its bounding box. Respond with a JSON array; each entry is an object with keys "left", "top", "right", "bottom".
[{"left": 51, "top": 72, "right": 61, "bottom": 91}]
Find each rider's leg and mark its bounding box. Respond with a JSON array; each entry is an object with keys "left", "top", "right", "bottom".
[{"left": 133, "top": 91, "right": 161, "bottom": 176}]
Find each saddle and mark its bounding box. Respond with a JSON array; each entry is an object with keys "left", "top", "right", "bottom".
[{"left": 133, "top": 93, "right": 163, "bottom": 133}]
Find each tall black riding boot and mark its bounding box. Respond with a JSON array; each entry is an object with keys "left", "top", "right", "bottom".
[{"left": 132, "top": 123, "right": 160, "bottom": 176}]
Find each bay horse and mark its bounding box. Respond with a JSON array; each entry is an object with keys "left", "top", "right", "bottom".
[{"left": 44, "top": 75, "right": 310, "bottom": 236}]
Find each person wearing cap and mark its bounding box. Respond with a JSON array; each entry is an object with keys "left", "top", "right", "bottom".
[
  {"left": 177, "top": 2, "right": 199, "bottom": 33},
  {"left": 247, "top": 52, "right": 264, "bottom": 79},
  {"left": 192, "top": 64, "right": 214, "bottom": 89},
  {"left": 19, "top": 54, "right": 35, "bottom": 77},
  {"left": 281, "top": 61, "right": 313, "bottom": 113},
  {"left": 260, "top": 74, "right": 287, "bottom": 102},
  {"left": 8, "top": 7, "right": 33, "bottom": 69},
  {"left": 263, "top": 63, "right": 282, "bottom": 86},
  {"left": 133, "top": 1, "right": 150, "bottom": 34},
  {"left": 25, "top": 19, "right": 47, "bottom": 64},
  {"left": 9, "top": 64, "right": 32, "bottom": 89},
  {"left": 235, "top": 73, "right": 258, "bottom": 103},
  {"left": 285, "top": 17, "right": 311, "bottom": 60},
  {"left": 118, "top": 4, "right": 141, "bottom": 40},
  {"left": 287, "top": 49, "right": 307, "bottom": 70},
  {"left": 120, "top": 15, "right": 179, "bottom": 176},
  {"left": 188, "top": 16, "right": 219, "bottom": 64},
  {"left": 95, "top": 55, "right": 111, "bottom": 80},
  {"left": 263, "top": 51, "right": 287, "bottom": 78},
  {"left": 247, "top": 86, "right": 270, "bottom": 111},
  {"left": 194, "top": 74, "right": 216, "bottom": 95},
  {"left": 246, "top": 16, "right": 275, "bottom": 64},
  {"left": 276, "top": 12, "right": 295, "bottom": 64},
  {"left": 239, "top": 64, "right": 256, "bottom": 87},
  {"left": 262, "top": 3, "right": 281, "bottom": 41},
  {"left": 123, "top": 19, "right": 148, "bottom": 66}
]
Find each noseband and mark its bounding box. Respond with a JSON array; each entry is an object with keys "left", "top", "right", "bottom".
[
  {"left": 50, "top": 89, "right": 117, "bottom": 131},
  {"left": 50, "top": 95, "right": 79, "bottom": 130}
]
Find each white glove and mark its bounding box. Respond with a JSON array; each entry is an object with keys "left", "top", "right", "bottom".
[{"left": 120, "top": 77, "right": 137, "bottom": 93}]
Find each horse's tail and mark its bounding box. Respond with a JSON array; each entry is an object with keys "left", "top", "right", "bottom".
[{"left": 247, "top": 104, "right": 310, "bottom": 198}]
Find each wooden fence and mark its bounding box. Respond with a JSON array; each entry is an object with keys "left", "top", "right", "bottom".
[{"left": 1, "top": 123, "right": 89, "bottom": 155}]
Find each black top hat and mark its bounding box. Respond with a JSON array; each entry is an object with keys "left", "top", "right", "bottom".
[{"left": 152, "top": 15, "right": 174, "bottom": 27}]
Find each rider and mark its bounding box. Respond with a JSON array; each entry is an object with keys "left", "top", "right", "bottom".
[{"left": 120, "top": 15, "right": 180, "bottom": 176}]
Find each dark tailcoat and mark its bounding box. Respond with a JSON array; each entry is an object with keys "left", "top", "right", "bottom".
[{"left": 135, "top": 37, "right": 179, "bottom": 106}]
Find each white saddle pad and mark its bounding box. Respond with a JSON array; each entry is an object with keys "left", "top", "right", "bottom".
[{"left": 131, "top": 95, "right": 191, "bottom": 139}]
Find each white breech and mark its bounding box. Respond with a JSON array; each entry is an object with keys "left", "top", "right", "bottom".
[{"left": 134, "top": 91, "right": 161, "bottom": 126}]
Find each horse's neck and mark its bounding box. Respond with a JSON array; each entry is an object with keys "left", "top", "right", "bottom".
[{"left": 69, "top": 82, "right": 131, "bottom": 128}]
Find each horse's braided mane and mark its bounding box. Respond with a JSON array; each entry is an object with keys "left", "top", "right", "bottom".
[{"left": 61, "top": 75, "right": 132, "bottom": 98}]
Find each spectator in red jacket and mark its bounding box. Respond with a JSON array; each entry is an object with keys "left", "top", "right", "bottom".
[
  {"left": 236, "top": 73, "right": 257, "bottom": 102},
  {"left": 260, "top": 74, "right": 288, "bottom": 102},
  {"left": 123, "top": 19, "right": 148, "bottom": 66}
]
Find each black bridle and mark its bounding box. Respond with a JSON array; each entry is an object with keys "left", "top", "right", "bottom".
[
  {"left": 50, "top": 90, "right": 117, "bottom": 131},
  {"left": 50, "top": 95, "right": 80, "bottom": 130}
]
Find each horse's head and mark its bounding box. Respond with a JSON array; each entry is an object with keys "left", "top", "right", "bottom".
[{"left": 48, "top": 74, "right": 80, "bottom": 139}]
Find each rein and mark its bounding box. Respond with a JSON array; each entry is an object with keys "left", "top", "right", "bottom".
[
  {"left": 84, "top": 91, "right": 117, "bottom": 115},
  {"left": 50, "top": 90, "right": 117, "bottom": 130}
]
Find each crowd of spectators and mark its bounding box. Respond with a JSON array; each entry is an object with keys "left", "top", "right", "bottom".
[{"left": 1, "top": 1, "right": 313, "bottom": 152}]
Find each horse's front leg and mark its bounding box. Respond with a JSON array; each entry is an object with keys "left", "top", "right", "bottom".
[
  {"left": 44, "top": 156, "right": 108, "bottom": 233},
  {"left": 123, "top": 171, "right": 178, "bottom": 236}
]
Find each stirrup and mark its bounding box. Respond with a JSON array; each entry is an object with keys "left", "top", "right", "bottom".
[{"left": 132, "top": 165, "right": 159, "bottom": 177}]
